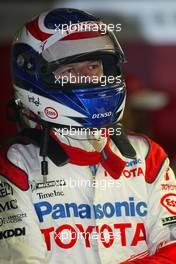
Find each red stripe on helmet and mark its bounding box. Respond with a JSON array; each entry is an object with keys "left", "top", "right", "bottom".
[{"left": 26, "top": 16, "right": 52, "bottom": 41}]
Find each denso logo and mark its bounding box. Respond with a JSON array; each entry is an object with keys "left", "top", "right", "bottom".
[
  {"left": 161, "top": 193, "right": 176, "bottom": 215},
  {"left": 34, "top": 197, "right": 147, "bottom": 223},
  {"left": 92, "top": 112, "right": 112, "bottom": 119},
  {"left": 44, "top": 107, "right": 58, "bottom": 119}
]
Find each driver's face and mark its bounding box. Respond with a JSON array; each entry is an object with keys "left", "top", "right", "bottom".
[{"left": 53, "top": 60, "right": 104, "bottom": 83}]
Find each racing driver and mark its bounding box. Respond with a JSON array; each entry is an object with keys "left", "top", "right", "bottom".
[{"left": 0, "top": 8, "right": 176, "bottom": 264}]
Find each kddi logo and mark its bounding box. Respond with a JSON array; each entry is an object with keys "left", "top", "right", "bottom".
[
  {"left": 0, "top": 200, "right": 18, "bottom": 212},
  {"left": 0, "top": 227, "right": 25, "bottom": 240}
]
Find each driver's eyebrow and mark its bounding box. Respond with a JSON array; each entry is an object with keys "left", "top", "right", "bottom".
[
  {"left": 57, "top": 64, "right": 76, "bottom": 70},
  {"left": 53, "top": 64, "right": 76, "bottom": 73},
  {"left": 63, "top": 60, "right": 100, "bottom": 68},
  {"left": 63, "top": 63, "right": 78, "bottom": 67},
  {"left": 54, "top": 60, "right": 101, "bottom": 73}
]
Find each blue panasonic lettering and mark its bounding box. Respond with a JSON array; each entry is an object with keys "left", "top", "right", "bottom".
[
  {"left": 52, "top": 204, "right": 66, "bottom": 219},
  {"left": 126, "top": 159, "right": 142, "bottom": 167},
  {"left": 34, "top": 198, "right": 148, "bottom": 222},
  {"left": 78, "top": 204, "right": 91, "bottom": 219},
  {"left": 129, "top": 197, "right": 135, "bottom": 216},
  {"left": 136, "top": 202, "right": 148, "bottom": 217},
  {"left": 115, "top": 201, "right": 130, "bottom": 216},
  {"left": 34, "top": 201, "right": 52, "bottom": 222},
  {"left": 65, "top": 203, "right": 79, "bottom": 217},
  {"left": 93, "top": 204, "right": 104, "bottom": 219},
  {"left": 103, "top": 202, "right": 115, "bottom": 218}
]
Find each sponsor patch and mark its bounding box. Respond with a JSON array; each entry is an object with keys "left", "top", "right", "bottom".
[
  {"left": 28, "top": 96, "right": 41, "bottom": 107},
  {"left": 0, "top": 213, "right": 27, "bottom": 227},
  {"left": 162, "top": 216, "right": 176, "bottom": 226},
  {"left": 161, "top": 193, "right": 176, "bottom": 215},
  {"left": 34, "top": 197, "right": 148, "bottom": 223},
  {"left": 0, "top": 181, "right": 13, "bottom": 198},
  {"left": 37, "top": 190, "right": 64, "bottom": 199},
  {"left": 0, "top": 227, "right": 25, "bottom": 240},
  {"left": 126, "top": 159, "right": 142, "bottom": 167},
  {"left": 44, "top": 107, "right": 58, "bottom": 119},
  {"left": 41, "top": 222, "right": 146, "bottom": 250},
  {"left": 122, "top": 167, "right": 144, "bottom": 179},
  {"left": 161, "top": 216, "right": 176, "bottom": 225},
  {"left": 30, "top": 179, "right": 66, "bottom": 192},
  {"left": 161, "top": 184, "right": 176, "bottom": 191},
  {"left": 0, "top": 199, "right": 18, "bottom": 212}
]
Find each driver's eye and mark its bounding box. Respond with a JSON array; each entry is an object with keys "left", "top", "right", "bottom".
[
  {"left": 54, "top": 67, "right": 75, "bottom": 78},
  {"left": 88, "top": 63, "right": 100, "bottom": 70},
  {"left": 62, "top": 68, "right": 75, "bottom": 75}
]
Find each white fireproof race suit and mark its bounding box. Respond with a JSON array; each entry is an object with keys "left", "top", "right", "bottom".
[{"left": 0, "top": 131, "right": 176, "bottom": 264}]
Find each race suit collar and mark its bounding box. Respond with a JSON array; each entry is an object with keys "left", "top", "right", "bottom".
[
  {"left": 3, "top": 127, "right": 127, "bottom": 179},
  {"left": 51, "top": 131, "right": 126, "bottom": 179},
  {"left": 52, "top": 128, "right": 107, "bottom": 152}
]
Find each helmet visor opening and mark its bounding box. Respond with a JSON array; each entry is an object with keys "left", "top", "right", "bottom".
[{"left": 39, "top": 53, "right": 123, "bottom": 90}]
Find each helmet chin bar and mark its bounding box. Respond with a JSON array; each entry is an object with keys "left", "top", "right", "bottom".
[{"left": 39, "top": 52, "right": 122, "bottom": 89}]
